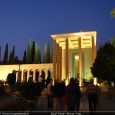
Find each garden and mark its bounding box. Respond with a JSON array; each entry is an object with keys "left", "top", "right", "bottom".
[{"left": 0, "top": 73, "right": 45, "bottom": 111}]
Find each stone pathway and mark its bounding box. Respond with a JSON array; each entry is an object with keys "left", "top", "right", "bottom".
[{"left": 35, "top": 88, "right": 115, "bottom": 112}]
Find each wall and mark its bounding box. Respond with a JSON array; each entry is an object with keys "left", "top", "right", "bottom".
[{"left": 0, "top": 63, "right": 53, "bottom": 81}]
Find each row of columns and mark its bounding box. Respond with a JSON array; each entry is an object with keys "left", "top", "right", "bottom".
[
  {"left": 53, "top": 36, "right": 96, "bottom": 85},
  {"left": 16, "top": 70, "right": 40, "bottom": 82},
  {"left": 16, "top": 69, "right": 52, "bottom": 82}
]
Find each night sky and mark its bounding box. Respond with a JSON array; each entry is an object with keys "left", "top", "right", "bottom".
[{"left": 0, "top": 0, "right": 115, "bottom": 60}]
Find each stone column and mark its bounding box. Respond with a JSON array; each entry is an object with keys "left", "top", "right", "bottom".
[
  {"left": 78, "top": 37, "right": 82, "bottom": 85},
  {"left": 53, "top": 39, "right": 57, "bottom": 81},
  {"left": 21, "top": 70, "right": 23, "bottom": 82},
  {"left": 33, "top": 70, "right": 35, "bottom": 82},
  {"left": 45, "top": 69, "right": 48, "bottom": 79},
  {"left": 26, "top": 70, "right": 29, "bottom": 82},
  {"left": 92, "top": 36, "right": 96, "bottom": 63},
  {"left": 59, "top": 46, "right": 62, "bottom": 82},
  {"left": 16, "top": 73, "right": 18, "bottom": 82},
  {"left": 57, "top": 43, "right": 60, "bottom": 81},
  {"left": 66, "top": 39, "right": 69, "bottom": 81}
]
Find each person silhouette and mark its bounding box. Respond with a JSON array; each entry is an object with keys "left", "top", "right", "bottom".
[
  {"left": 46, "top": 79, "right": 53, "bottom": 110},
  {"left": 86, "top": 79, "right": 100, "bottom": 114},
  {"left": 66, "top": 78, "right": 81, "bottom": 111}
]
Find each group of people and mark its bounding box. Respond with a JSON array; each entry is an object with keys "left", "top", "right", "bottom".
[{"left": 46, "top": 77, "right": 100, "bottom": 113}]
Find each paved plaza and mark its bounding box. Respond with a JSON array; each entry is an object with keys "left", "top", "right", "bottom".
[
  {"left": 0, "top": 87, "right": 115, "bottom": 115},
  {"left": 35, "top": 88, "right": 115, "bottom": 112}
]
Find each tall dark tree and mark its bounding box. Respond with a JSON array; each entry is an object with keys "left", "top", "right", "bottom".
[
  {"left": 22, "top": 50, "right": 27, "bottom": 64},
  {"left": 33, "top": 43, "right": 41, "bottom": 64},
  {"left": 91, "top": 42, "right": 115, "bottom": 82},
  {"left": 31, "top": 41, "right": 35, "bottom": 63},
  {"left": 9, "top": 46, "right": 15, "bottom": 64},
  {"left": 43, "top": 44, "right": 47, "bottom": 63},
  {"left": 26, "top": 39, "right": 31, "bottom": 64},
  {"left": 50, "top": 48, "right": 53, "bottom": 63},
  {"left": 43, "top": 41, "right": 51, "bottom": 63},
  {"left": 38, "top": 45, "right": 41, "bottom": 63},
  {"left": 3, "top": 43, "right": 8, "bottom": 64},
  {"left": 47, "top": 41, "right": 51, "bottom": 63}
]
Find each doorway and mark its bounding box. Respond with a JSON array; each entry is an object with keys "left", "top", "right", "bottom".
[{"left": 73, "top": 54, "right": 79, "bottom": 79}]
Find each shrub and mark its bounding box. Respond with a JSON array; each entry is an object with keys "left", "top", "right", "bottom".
[
  {"left": 20, "top": 82, "right": 43, "bottom": 100},
  {"left": 7, "top": 73, "right": 16, "bottom": 87}
]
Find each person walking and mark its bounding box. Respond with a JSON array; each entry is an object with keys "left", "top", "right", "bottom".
[
  {"left": 75, "top": 78, "right": 82, "bottom": 111},
  {"left": 86, "top": 79, "right": 100, "bottom": 114},
  {"left": 46, "top": 79, "right": 53, "bottom": 110},
  {"left": 51, "top": 80, "right": 62, "bottom": 111},
  {"left": 66, "top": 78, "right": 81, "bottom": 111}
]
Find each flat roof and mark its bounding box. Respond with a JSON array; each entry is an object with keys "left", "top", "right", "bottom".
[{"left": 51, "top": 31, "right": 97, "bottom": 49}]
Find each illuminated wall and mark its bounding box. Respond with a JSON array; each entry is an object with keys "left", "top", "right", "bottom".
[{"left": 0, "top": 64, "right": 53, "bottom": 81}]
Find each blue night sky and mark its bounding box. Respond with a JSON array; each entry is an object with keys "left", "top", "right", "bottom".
[{"left": 0, "top": 0, "right": 115, "bottom": 60}]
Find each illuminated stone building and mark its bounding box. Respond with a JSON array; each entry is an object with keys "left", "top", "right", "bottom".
[
  {"left": 51, "top": 31, "right": 96, "bottom": 85},
  {"left": 0, "top": 31, "right": 96, "bottom": 85}
]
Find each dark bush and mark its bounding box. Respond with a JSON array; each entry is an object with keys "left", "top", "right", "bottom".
[
  {"left": 20, "top": 82, "right": 43, "bottom": 100},
  {"left": 7, "top": 73, "right": 16, "bottom": 87}
]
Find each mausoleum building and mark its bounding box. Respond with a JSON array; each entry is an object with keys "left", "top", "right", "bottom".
[{"left": 0, "top": 31, "right": 97, "bottom": 85}]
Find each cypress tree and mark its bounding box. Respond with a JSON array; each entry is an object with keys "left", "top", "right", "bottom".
[
  {"left": 31, "top": 41, "right": 35, "bottom": 63},
  {"left": 38, "top": 45, "right": 41, "bottom": 63},
  {"left": 43, "top": 43, "right": 47, "bottom": 63},
  {"left": 9, "top": 46, "right": 15, "bottom": 64},
  {"left": 47, "top": 41, "right": 51, "bottom": 63},
  {"left": 50, "top": 48, "right": 53, "bottom": 63},
  {"left": 3, "top": 43, "right": 8, "bottom": 64},
  {"left": 43, "top": 41, "right": 51, "bottom": 63},
  {"left": 33, "top": 43, "right": 41, "bottom": 64},
  {"left": 22, "top": 50, "right": 27, "bottom": 64},
  {"left": 26, "top": 39, "right": 31, "bottom": 64}
]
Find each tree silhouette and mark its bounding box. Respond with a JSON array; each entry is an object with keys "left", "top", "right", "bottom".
[
  {"left": 50, "top": 48, "right": 53, "bottom": 63},
  {"left": 91, "top": 42, "right": 115, "bottom": 82},
  {"left": 9, "top": 46, "right": 15, "bottom": 64},
  {"left": 22, "top": 50, "right": 27, "bottom": 64},
  {"left": 1, "top": 39, "right": 52, "bottom": 64},
  {"left": 3, "top": 43, "right": 8, "bottom": 64},
  {"left": 38, "top": 45, "right": 41, "bottom": 63},
  {"left": 31, "top": 41, "right": 35, "bottom": 63},
  {"left": 43, "top": 41, "right": 51, "bottom": 63},
  {"left": 33, "top": 43, "right": 41, "bottom": 64},
  {"left": 26, "top": 39, "right": 31, "bottom": 64}
]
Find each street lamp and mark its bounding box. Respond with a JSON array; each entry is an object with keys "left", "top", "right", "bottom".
[{"left": 17, "top": 61, "right": 21, "bottom": 82}]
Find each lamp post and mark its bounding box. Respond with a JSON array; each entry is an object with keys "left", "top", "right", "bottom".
[{"left": 17, "top": 61, "right": 21, "bottom": 82}]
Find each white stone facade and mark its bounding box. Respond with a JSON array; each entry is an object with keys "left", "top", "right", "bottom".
[{"left": 0, "top": 64, "right": 53, "bottom": 82}]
